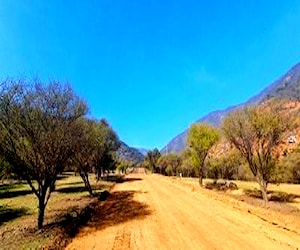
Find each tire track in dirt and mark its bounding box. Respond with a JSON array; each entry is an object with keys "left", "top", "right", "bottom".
[
  {"left": 66, "top": 172, "right": 300, "bottom": 250},
  {"left": 146, "top": 175, "right": 260, "bottom": 249},
  {"left": 157, "top": 175, "right": 300, "bottom": 247},
  {"left": 147, "top": 175, "right": 298, "bottom": 249},
  {"left": 112, "top": 226, "right": 131, "bottom": 250}
]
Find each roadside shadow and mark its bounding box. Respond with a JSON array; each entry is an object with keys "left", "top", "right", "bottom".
[
  {"left": 0, "top": 184, "right": 14, "bottom": 191},
  {"left": 0, "top": 182, "right": 27, "bottom": 191},
  {"left": 0, "top": 205, "right": 29, "bottom": 225},
  {"left": 117, "top": 177, "right": 143, "bottom": 183},
  {"left": 101, "top": 175, "right": 142, "bottom": 183},
  {"left": 0, "top": 189, "right": 32, "bottom": 199},
  {"left": 56, "top": 174, "right": 69, "bottom": 180},
  {"left": 90, "top": 190, "right": 151, "bottom": 229},
  {"left": 56, "top": 184, "right": 110, "bottom": 194},
  {"left": 244, "top": 189, "right": 300, "bottom": 203},
  {"left": 56, "top": 186, "right": 87, "bottom": 194},
  {"left": 101, "top": 175, "right": 123, "bottom": 182},
  {"left": 67, "top": 190, "right": 150, "bottom": 236}
]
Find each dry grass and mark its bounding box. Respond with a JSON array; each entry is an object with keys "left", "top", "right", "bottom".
[
  {"left": 0, "top": 173, "right": 118, "bottom": 250},
  {"left": 178, "top": 177, "right": 300, "bottom": 212}
]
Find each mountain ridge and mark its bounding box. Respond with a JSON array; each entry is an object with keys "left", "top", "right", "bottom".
[
  {"left": 161, "top": 62, "right": 300, "bottom": 154},
  {"left": 117, "top": 141, "right": 145, "bottom": 163}
]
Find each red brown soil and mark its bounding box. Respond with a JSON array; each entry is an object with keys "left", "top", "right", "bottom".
[{"left": 66, "top": 169, "right": 300, "bottom": 249}]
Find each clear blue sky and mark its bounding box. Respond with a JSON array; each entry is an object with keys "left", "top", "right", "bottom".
[{"left": 0, "top": 1, "right": 300, "bottom": 150}]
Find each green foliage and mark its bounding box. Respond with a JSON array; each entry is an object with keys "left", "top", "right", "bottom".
[
  {"left": 144, "top": 149, "right": 161, "bottom": 172},
  {"left": 157, "top": 153, "right": 182, "bottom": 176},
  {"left": 206, "top": 150, "right": 244, "bottom": 180},
  {"left": 90, "top": 119, "right": 120, "bottom": 180},
  {"left": 0, "top": 79, "right": 88, "bottom": 228},
  {"left": 187, "top": 123, "right": 220, "bottom": 185},
  {"left": 72, "top": 118, "right": 120, "bottom": 185},
  {"left": 117, "top": 160, "right": 134, "bottom": 174},
  {"left": 222, "top": 105, "right": 287, "bottom": 203},
  {"left": 179, "top": 149, "right": 197, "bottom": 177},
  {"left": 0, "top": 156, "right": 14, "bottom": 180},
  {"left": 205, "top": 157, "right": 219, "bottom": 180},
  {"left": 276, "top": 146, "right": 300, "bottom": 184},
  {"left": 117, "top": 161, "right": 127, "bottom": 174}
]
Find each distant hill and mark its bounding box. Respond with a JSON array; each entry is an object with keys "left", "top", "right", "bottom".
[
  {"left": 137, "top": 148, "right": 149, "bottom": 156},
  {"left": 117, "top": 142, "right": 145, "bottom": 163},
  {"left": 161, "top": 62, "right": 300, "bottom": 154}
]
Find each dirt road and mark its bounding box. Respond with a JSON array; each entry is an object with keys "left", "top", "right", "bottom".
[{"left": 66, "top": 171, "right": 300, "bottom": 249}]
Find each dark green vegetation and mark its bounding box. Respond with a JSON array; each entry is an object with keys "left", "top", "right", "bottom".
[
  {"left": 0, "top": 79, "right": 128, "bottom": 229},
  {"left": 162, "top": 62, "right": 300, "bottom": 154},
  {"left": 143, "top": 148, "right": 161, "bottom": 173}
]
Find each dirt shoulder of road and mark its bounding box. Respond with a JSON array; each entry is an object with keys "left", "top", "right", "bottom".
[
  {"left": 171, "top": 176, "right": 300, "bottom": 235},
  {"left": 66, "top": 172, "right": 300, "bottom": 250}
]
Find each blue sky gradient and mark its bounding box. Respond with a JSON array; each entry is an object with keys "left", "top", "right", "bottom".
[{"left": 0, "top": 0, "right": 300, "bottom": 149}]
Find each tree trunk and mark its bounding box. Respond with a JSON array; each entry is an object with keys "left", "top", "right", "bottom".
[
  {"left": 199, "top": 175, "right": 203, "bottom": 186},
  {"left": 257, "top": 176, "right": 268, "bottom": 205},
  {"left": 96, "top": 167, "right": 102, "bottom": 181},
  {"left": 80, "top": 172, "right": 94, "bottom": 197},
  {"left": 38, "top": 197, "right": 45, "bottom": 229},
  {"left": 198, "top": 165, "right": 204, "bottom": 186}
]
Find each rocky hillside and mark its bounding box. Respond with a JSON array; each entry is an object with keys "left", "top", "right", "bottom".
[
  {"left": 137, "top": 148, "right": 149, "bottom": 156},
  {"left": 161, "top": 62, "right": 300, "bottom": 154},
  {"left": 116, "top": 142, "right": 145, "bottom": 163}
]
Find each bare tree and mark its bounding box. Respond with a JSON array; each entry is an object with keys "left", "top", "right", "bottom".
[
  {"left": 0, "top": 79, "right": 87, "bottom": 229},
  {"left": 222, "top": 105, "right": 287, "bottom": 204}
]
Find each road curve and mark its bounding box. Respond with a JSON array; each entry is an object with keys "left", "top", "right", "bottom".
[{"left": 66, "top": 171, "right": 300, "bottom": 250}]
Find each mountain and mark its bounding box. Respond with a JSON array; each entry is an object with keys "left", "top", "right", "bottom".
[
  {"left": 137, "top": 148, "right": 149, "bottom": 156},
  {"left": 117, "top": 142, "right": 145, "bottom": 163},
  {"left": 161, "top": 62, "right": 300, "bottom": 154}
]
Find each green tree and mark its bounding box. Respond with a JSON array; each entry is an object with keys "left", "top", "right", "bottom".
[
  {"left": 0, "top": 155, "right": 13, "bottom": 181},
  {"left": 0, "top": 80, "right": 87, "bottom": 229},
  {"left": 222, "top": 105, "right": 287, "bottom": 204},
  {"left": 180, "top": 149, "right": 196, "bottom": 177},
  {"left": 206, "top": 150, "right": 242, "bottom": 181},
  {"left": 117, "top": 160, "right": 134, "bottom": 174},
  {"left": 205, "top": 157, "right": 221, "bottom": 180},
  {"left": 92, "top": 119, "right": 120, "bottom": 180},
  {"left": 277, "top": 146, "right": 300, "bottom": 184},
  {"left": 144, "top": 149, "right": 161, "bottom": 172},
  {"left": 72, "top": 119, "right": 96, "bottom": 196},
  {"left": 157, "top": 153, "right": 182, "bottom": 176},
  {"left": 188, "top": 123, "right": 220, "bottom": 186}
]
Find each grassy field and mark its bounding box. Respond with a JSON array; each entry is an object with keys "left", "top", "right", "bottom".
[{"left": 0, "top": 173, "right": 119, "bottom": 250}]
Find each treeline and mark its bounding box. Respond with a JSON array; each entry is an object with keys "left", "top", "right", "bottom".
[
  {"left": 0, "top": 79, "right": 122, "bottom": 229},
  {"left": 144, "top": 101, "right": 300, "bottom": 204},
  {"left": 144, "top": 148, "right": 300, "bottom": 184}
]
